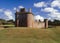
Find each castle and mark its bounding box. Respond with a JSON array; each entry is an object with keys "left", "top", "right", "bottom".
[{"left": 15, "top": 8, "right": 48, "bottom": 28}]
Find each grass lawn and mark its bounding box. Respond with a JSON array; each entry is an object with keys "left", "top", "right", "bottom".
[{"left": 0, "top": 27, "right": 60, "bottom": 43}]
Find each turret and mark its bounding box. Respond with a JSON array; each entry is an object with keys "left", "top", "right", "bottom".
[
  {"left": 44, "top": 19, "right": 48, "bottom": 28},
  {"left": 20, "top": 8, "right": 26, "bottom": 13}
]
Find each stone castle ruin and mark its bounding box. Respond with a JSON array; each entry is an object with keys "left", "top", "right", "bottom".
[{"left": 15, "top": 8, "right": 48, "bottom": 28}]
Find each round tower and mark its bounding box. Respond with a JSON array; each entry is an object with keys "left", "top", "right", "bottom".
[{"left": 27, "top": 8, "right": 34, "bottom": 28}]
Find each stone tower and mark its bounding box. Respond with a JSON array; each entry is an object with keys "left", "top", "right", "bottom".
[
  {"left": 27, "top": 8, "right": 34, "bottom": 27},
  {"left": 44, "top": 19, "right": 48, "bottom": 28},
  {"left": 15, "top": 8, "right": 34, "bottom": 27}
]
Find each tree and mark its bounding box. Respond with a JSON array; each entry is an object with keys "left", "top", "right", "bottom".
[
  {"left": 7, "top": 19, "right": 15, "bottom": 25},
  {"left": 48, "top": 19, "right": 60, "bottom": 26}
]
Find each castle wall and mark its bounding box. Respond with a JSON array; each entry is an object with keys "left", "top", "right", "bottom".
[{"left": 33, "top": 22, "right": 45, "bottom": 28}]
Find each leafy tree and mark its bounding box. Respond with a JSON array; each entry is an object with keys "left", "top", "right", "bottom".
[
  {"left": 48, "top": 19, "right": 60, "bottom": 26},
  {"left": 7, "top": 19, "right": 15, "bottom": 25}
]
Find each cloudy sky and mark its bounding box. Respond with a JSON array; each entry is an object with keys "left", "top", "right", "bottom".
[{"left": 0, "top": 0, "right": 60, "bottom": 21}]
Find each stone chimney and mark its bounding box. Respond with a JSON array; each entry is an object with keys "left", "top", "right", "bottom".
[
  {"left": 29, "top": 8, "right": 32, "bottom": 13},
  {"left": 44, "top": 19, "right": 48, "bottom": 28}
]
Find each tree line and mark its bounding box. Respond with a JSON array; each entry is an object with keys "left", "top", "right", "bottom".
[
  {"left": 0, "top": 19, "right": 60, "bottom": 26},
  {"left": 0, "top": 19, "right": 14, "bottom": 25},
  {"left": 48, "top": 19, "right": 60, "bottom": 26}
]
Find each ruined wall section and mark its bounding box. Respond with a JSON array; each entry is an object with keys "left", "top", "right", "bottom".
[{"left": 33, "top": 21, "right": 45, "bottom": 28}]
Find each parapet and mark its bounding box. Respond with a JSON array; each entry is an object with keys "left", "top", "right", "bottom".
[{"left": 20, "top": 8, "right": 26, "bottom": 13}]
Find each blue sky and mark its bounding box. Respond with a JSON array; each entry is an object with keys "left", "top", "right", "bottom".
[{"left": 0, "top": 0, "right": 60, "bottom": 21}]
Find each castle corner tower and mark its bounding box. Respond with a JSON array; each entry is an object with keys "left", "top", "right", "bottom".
[{"left": 15, "top": 8, "right": 34, "bottom": 27}]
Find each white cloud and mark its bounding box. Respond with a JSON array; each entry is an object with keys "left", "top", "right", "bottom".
[
  {"left": 0, "top": 9, "right": 3, "bottom": 12},
  {"left": 34, "top": 15, "right": 44, "bottom": 22},
  {"left": 0, "top": 9, "right": 14, "bottom": 20},
  {"left": 34, "top": 2, "right": 47, "bottom": 8},
  {"left": 42, "top": 7, "right": 58, "bottom": 12},
  {"left": 42, "top": 7, "right": 60, "bottom": 20},
  {"left": 13, "top": 7, "right": 17, "bottom": 10},
  {"left": 48, "top": 17, "right": 54, "bottom": 22},
  {"left": 18, "top": 6, "right": 24, "bottom": 9},
  {"left": 13, "top": 6, "right": 24, "bottom": 10},
  {"left": 54, "top": 0, "right": 60, "bottom": 2},
  {"left": 4, "top": 10, "right": 14, "bottom": 20},
  {"left": 48, "top": 11, "right": 60, "bottom": 20},
  {"left": 51, "top": 0, "right": 60, "bottom": 8},
  {"left": 33, "top": 0, "right": 60, "bottom": 20}
]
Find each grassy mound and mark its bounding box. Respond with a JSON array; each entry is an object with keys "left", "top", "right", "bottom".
[{"left": 0, "top": 27, "right": 60, "bottom": 43}]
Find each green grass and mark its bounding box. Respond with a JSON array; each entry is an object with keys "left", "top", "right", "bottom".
[
  {"left": 0, "top": 25, "right": 14, "bottom": 27},
  {"left": 0, "top": 27, "right": 60, "bottom": 43}
]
